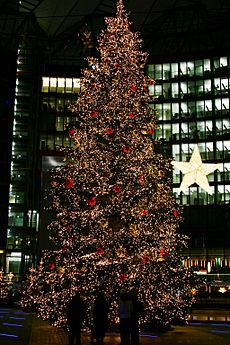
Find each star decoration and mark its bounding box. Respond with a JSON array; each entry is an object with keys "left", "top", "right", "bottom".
[
  {"left": 171, "top": 145, "right": 221, "bottom": 194},
  {"left": 219, "top": 287, "right": 227, "bottom": 293}
]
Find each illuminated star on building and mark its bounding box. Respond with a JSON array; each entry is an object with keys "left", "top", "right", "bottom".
[
  {"left": 171, "top": 144, "right": 221, "bottom": 194},
  {"left": 219, "top": 287, "right": 227, "bottom": 293}
]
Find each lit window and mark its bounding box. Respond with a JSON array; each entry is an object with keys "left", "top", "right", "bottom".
[{"left": 42, "top": 77, "right": 49, "bottom": 92}]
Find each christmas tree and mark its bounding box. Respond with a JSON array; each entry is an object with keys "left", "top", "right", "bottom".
[
  {"left": 0, "top": 271, "right": 9, "bottom": 305},
  {"left": 21, "top": 0, "right": 197, "bottom": 329}
]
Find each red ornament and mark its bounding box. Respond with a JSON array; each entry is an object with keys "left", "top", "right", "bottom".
[
  {"left": 140, "top": 209, "right": 148, "bottom": 216},
  {"left": 87, "top": 196, "right": 97, "bottom": 206},
  {"left": 160, "top": 248, "right": 165, "bottom": 256},
  {"left": 118, "top": 273, "right": 127, "bottom": 282},
  {"left": 65, "top": 178, "right": 74, "bottom": 188},
  {"left": 129, "top": 112, "right": 135, "bottom": 119},
  {"left": 173, "top": 210, "right": 179, "bottom": 217},
  {"left": 144, "top": 85, "right": 148, "bottom": 92},
  {"left": 132, "top": 85, "right": 137, "bottom": 91},
  {"left": 113, "top": 185, "right": 121, "bottom": 193},
  {"left": 69, "top": 128, "right": 76, "bottom": 136},
  {"left": 67, "top": 162, "right": 73, "bottom": 167},
  {"left": 49, "top": 262, "right": 55, "bottom": 270},
  {"left": 106, "top": 127, "right": 113, "bottom": 135},
  {"left": 91, "top": 111, "right": 97, "bottom": 118},
  {"left": 115, "top": 63, "right": 121, "bottom": 69},
  {"left": 139, "top": 175, "right": 144, "bottom": 185},
  {"left": 147, "top": 127, "right": 154, "bottom": 135},
  {"left": 123, "top": 146, "right": 130, "bottom": 153},
  {"left": 160, "top": 248, "right": 168, "bottom": 257},
  {"left": 142, "top": 255, "right": 150, "bottom": 264},
  {"left": 149, "top": 80, "right": 154, "bottom": 85},
  {"left": 96, "top": 248, "right": 104, "bottom": 255}
]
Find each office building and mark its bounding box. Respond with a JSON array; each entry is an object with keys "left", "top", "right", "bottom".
[{"left": 0, "top": 1, "right": 229, "bottom": 280}]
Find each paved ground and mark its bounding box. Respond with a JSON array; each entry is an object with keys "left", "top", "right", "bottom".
[
  {"left": 1, "top": 307, "right": 230, "bottom": 345},
  {"left": 0, "top": 307, "right": 32, "bottom": 345}
]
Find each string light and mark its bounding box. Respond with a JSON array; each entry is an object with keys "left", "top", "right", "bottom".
[{"left": 20, "top": 0, "right": 198, "bottom": 330}]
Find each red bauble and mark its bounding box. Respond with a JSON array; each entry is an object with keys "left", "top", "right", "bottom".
[
  {"left": 160, "top": 248, "right": 168, "bottom": 257},
  {"left": 144, "top": 85, "right": 148, "bottom": 92},
  {"left": 149, "top": 80, "right": 154, "bottom": 85},
  {"left": 115, "top": 63, "right": 121, "bottom": 69},
  {"left": 140, "top": 209, "right": 148, "bottom": 216},
  {"left": 65, "top": 178, "right": 74, "bottom": 188},
  {"left": 49, "top": 262, "right": 55, "bottom": 270},
  {"left": 139, "top": 175, "right": 144, "bottom": 185},
  {"left": 142, "top": 255, "right": 150, "bottom": 264},
  {"left": 147, "top": 127, "right": 154, "bottom": 135},
  {"left": 87, "top": 196, "right": 97, "bottom": 206},
  {"left": 91, "top": 111, "right": 97, "bottom": 118},
  {"left": 118, "top": 273, "right": 127, "bottom": 281},
  {"left": 129, "top": 112, "right": 135, "bottom": 119},
  {"left": 67, "top": 162, "right": 73, "bottom": 167},
  {"left": 96, "top": 247, "right": 104, "bottom": 255},
  {"left": 132, "top": 85, "right": 137, "bottom": 91},
  {"left": 173, "top": 210, "right": 179, "bottom": 217},
  {"left": 69, "top": 128, "right": 76, "bottom": 136},
  {"left": 160, "top": 248, "right": 165, "bottom": 256},
  {"left": 123, "top": 146, "right": 130, "bottom": 153},
  {"left": 106, "top": 127, "right": 113, "bottom": 135},
  {"left": 113, "top": 185, "right": 121, "bottom": 193}
]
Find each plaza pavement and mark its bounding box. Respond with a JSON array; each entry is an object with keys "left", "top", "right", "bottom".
[{"left": 1, "top": 307, "right": 230, "bottom": 345}]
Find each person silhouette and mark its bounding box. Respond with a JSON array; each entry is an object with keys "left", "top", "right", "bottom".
[
  {"left": 118, "top": 289, "right": 133, "bottom": 345},
  {"left": 66, "top": 291, "right": 86, "bottom": 345},
  {"left": 130, "top": 289, "right": 144, "bottom": 345},
  {"left": 91, "top": 291, "right": 110, "bottom": 344}
]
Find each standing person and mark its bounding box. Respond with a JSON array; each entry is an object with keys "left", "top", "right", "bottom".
[
  {"left": 118, "top": 289, "right": 133, "bottom": 345},
  {"left": 130, "top": 289, "right": 144, "bottom": 345},
  {"left": 66, "top": 291, "right": 86, "bottom": 345},
  {"left": 91, "top": 291, "right": 109, "bottom": 344}
]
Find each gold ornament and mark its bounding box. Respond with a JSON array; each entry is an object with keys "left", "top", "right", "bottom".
[
  {"left": 51, "top": 181, "right": 58, "bottom": 187},
  {"left": 191, "top": 288, "right": 197, "bottom": 295},
  {"left": 130, "top": 224, "right": 140, "bottom": 237},
  {"left": 59, "top": 267, "right": 65, "bottom": 275},
  {"left": 117, "top": 247, "right": 126, "bottom": 257},
  {"left": 157, "top": 257, "right": 166, "bottom": 262},
  {"left": 80, "top": 161, "right": 88, "bottom": 169},
  {"left": 74, "top": 141, "right": 81, "bottom": 148},
  {"left": 158, "top": 170, "right": 164, "bottom": 177},
  {"left": 100, "top": 218, "right": 109, "bottom": 229},
  {"left": 132, "top": 130, "right": 139, "bottom": 138},
  {"left": 140, "top": 125, "right": 148, "bottom": 135}
]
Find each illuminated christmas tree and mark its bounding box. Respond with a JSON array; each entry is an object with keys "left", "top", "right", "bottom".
[
  {"left": 21, "top": 0, "right": 197, "bottom": 329},
  {"left": 0, "top": 271, "right": 9, "bottom": 305}
]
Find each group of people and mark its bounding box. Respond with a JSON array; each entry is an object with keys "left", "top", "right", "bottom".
[{"left": 65, "top": 288, "right": 144, "bottom": 345}]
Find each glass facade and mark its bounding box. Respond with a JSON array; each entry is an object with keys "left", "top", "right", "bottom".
[
  {"left": 40, "top": 76, "right": 80, "bottom": 150},
  {"left": 7, "top": 47, "right": 81, "bottom": 276},
  {"left": 147, "top": 56, "right": 230, "bottom": 206}
]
